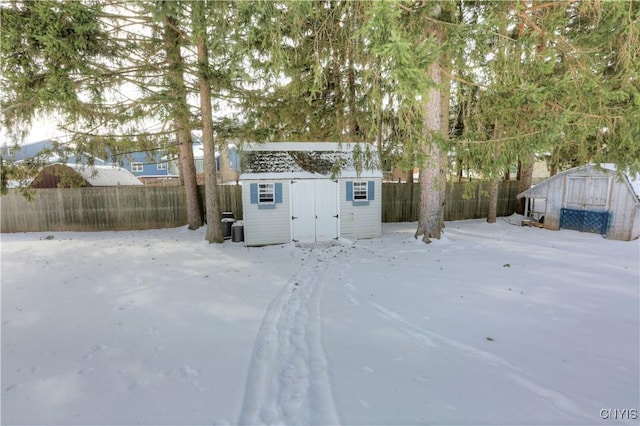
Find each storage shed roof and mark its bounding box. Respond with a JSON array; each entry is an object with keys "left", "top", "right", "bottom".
[
  {"left": 70, "top": 164, "right": 143, "bottom": 186},
  {"left": 239, "top": 142, "right": 382, "bottom": 180},
  {"left": 33, "top": 163, "right": 143, "bottom": 188},
  {"left": 517, "top": 164, "right": 640, "bottom": 201}
]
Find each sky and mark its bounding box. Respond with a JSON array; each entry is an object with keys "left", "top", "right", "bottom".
[{"left": 1, "top": 217, "right": 639, "bottom": 425}]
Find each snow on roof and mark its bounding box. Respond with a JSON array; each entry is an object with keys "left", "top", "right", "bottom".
[
  {"left": 239, "top": 142, "right": 382, "bottom": 180},
  {"left": 243, "top": 142, "right": 365, "bottom": 152},
  {"left": 6, "top": 179, "right": 33, "bottom": 189},
  {"left": 65, "top": 164, "right": 143, "bottom": 187}
]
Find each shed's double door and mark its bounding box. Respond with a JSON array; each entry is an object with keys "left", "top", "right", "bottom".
[
  {"left": 561, "top": 176, "right": 612, "bottom": 234},
  {"left": 564, "top": 176, "right": 611, "bottom": 209},
  {"left": 291, "top": 180, "right": 339, "bottom": 243}
]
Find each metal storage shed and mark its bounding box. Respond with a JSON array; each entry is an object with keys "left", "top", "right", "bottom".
[
  {"left": 239, "top": 142, "right": 382, "bottom": 246},
  {"left": 516, "top": 164, "right": 640, "bottom": 241},
  {"left": 31, "top": 164, "right": 143, "bottom": 188}
]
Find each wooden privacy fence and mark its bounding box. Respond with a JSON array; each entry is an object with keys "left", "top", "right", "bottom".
[
  {"left": 382, "top": 181, "right": 520, "bottom": 222},
  {"left": 1, "top": 181, "right": 518, "bottom": 232},
  {"left": 1, "top": 185, "right": 243, "bottom": 233}
]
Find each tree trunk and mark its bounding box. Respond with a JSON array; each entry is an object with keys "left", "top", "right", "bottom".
[
  {"left": 415, "top": 62, "right": 443, "bottom": 243},
  {"left": 1, "top": 156, "right": 7, "bottom": 195},
  {"left": 487, "top": 118, "right": 504, "bottom": 223},
  {"left": 516, "top": 155, "right": 534, "bottom": 214},
  {"left": 177, "top": 131, "right": 201, "bottom": 230},
  {"left": 333, "top": 43, "right": 344, "bottom": 142},
  {"left": 163, "top": 11, "right": 202, "bottom": 230},
  {"left": 406, "top": 169, "right": 413, "bottom": 185},
  {"left": 487, "top": 179, "right": 499, "bottom": 223},
  {"left": 218, "top": 141, "right": 233, "bottom": 183},
  {"left": 347, "top": 42, "right": 358, "bottom": 140},
  {"left": 194, "top": 0, "right": 223, "bottom": 243},
  {"left": 549, "top": 147, "right": 558, "bottom": 176},
  {"left": 439, "top": 53, "right": 451, "bottom": 230}
]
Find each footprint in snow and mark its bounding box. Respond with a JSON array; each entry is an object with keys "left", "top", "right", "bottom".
[
  {"left": 180, "top": 365, "right": 198, "bottom": 378},
  {"left": 346, "top": 295, "right": 359, "bottom": 306}
]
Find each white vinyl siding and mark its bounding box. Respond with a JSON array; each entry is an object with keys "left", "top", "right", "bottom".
[
  {"left": 242, "top": 180, "right": 291, "bottom": 246},
  {"left": 340, "top": 179, "right": 382, "bottom": 239}
]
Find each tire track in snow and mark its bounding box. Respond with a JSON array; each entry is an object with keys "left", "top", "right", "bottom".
[
  {"left": 370, "top": 302, "right": 590, "bottom": 421},
  {"left": 238, "top": 245, "right": 340, "bottom": 425}
]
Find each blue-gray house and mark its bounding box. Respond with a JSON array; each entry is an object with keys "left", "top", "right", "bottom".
[
  {"left": 113, "top": 149, "right": 176, "bottom": 180},
  {"left": 1, "top": 139, "right": 107, "bottom": 166},
  {"left": 2, "top": 138, "right": 241, "bottom": 184}
]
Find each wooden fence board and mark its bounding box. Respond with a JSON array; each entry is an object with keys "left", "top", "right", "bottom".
[
  {"left": 382, "top": 181, "right": 519, "bottom": 222},
  {"left": 2, "top": 181, "right": 519, "bottom": 232}
]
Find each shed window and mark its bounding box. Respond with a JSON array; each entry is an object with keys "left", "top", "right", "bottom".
[
  {"left": 157, "top": 162, "right": 167, "bottom": 171},
  {"left": 7, "top": 147, "right": 14, "bottom": 157},
  {"left": 353, "top": 181, "right": 368, "bottom": 200},
  {"left": 346, "top": 180, "right": 375, "bottom": 206},
  {"left": 259, "top": 183, "right": 275, "bottom": 204},
  {"left": 250, "top": 182, "right": 282, "bottom": 209},
  {"left": 131, "top": 162, "right": 144, "bottom": 172}
]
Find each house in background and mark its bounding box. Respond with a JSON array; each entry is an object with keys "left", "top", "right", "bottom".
[
  {"left": 2, "top": 139, "right": 52, "bottom": 162},
  {"left": 239, "top": 142, "right": 382, "bottom": 246},
  {"left": 114, "top": 149, "right": 178, "bottom": 184},
  {"left": 1, "top": 139, "right": 107, "bottom": 166},
  {"left": 517, "top": 164, "right": 640, "bottom": 241},
  {"left": 2, "top": 138, "right": 241, "bottom": 186},
  {"left": 31, "top": 163, "right": 143, "bottom": 188},
  {"left": 165, "top": 141, "right": 241, "bottom": 183},
  {"left": 115, "top": 140, "right": 241, "bottom": 184},
  {"left": 215, "top": 143, "right": 241, "bottom": 183}
]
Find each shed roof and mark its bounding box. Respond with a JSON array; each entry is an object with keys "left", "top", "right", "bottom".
[
  {"left": 239, "top": 142, "right": 382, "bottom": 180},
  {"left": 33, "top": 163, "right": 143, "bottom": 188},
  {"left": 517, "top": 164, "right": 640, "bottom": 202},
  {"left": 68, "top": 164, "right": 143, "bottom": 186}
]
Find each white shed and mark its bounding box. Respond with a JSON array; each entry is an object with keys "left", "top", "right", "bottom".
[
  {"left": 239, "top": 142, "right": 382, "bottom": 246},
  {"left": 516, "top": 164, "right": 640, "bottom": 241}
]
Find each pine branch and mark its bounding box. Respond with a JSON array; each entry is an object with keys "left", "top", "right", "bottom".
[{"left": 461, "top": 131, "right": 544, "bottom": 145}]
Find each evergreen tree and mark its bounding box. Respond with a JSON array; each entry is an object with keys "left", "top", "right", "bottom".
[
  {"left": 451, "top": 0, "right": 640, "bottom": 223},
  {"left": 192, "top": 0, "right": 223, "bottom": 242},
  {"left": 1, "top": 0, "right": 121, "bottom": 139},
  {"left": 154, "top": 1, "right": 202, "bottom": 230}
]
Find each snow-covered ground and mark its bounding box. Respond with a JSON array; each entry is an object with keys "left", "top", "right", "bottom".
[{"left": 2, "top": 217, "right": 638, "bottom": 425}]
